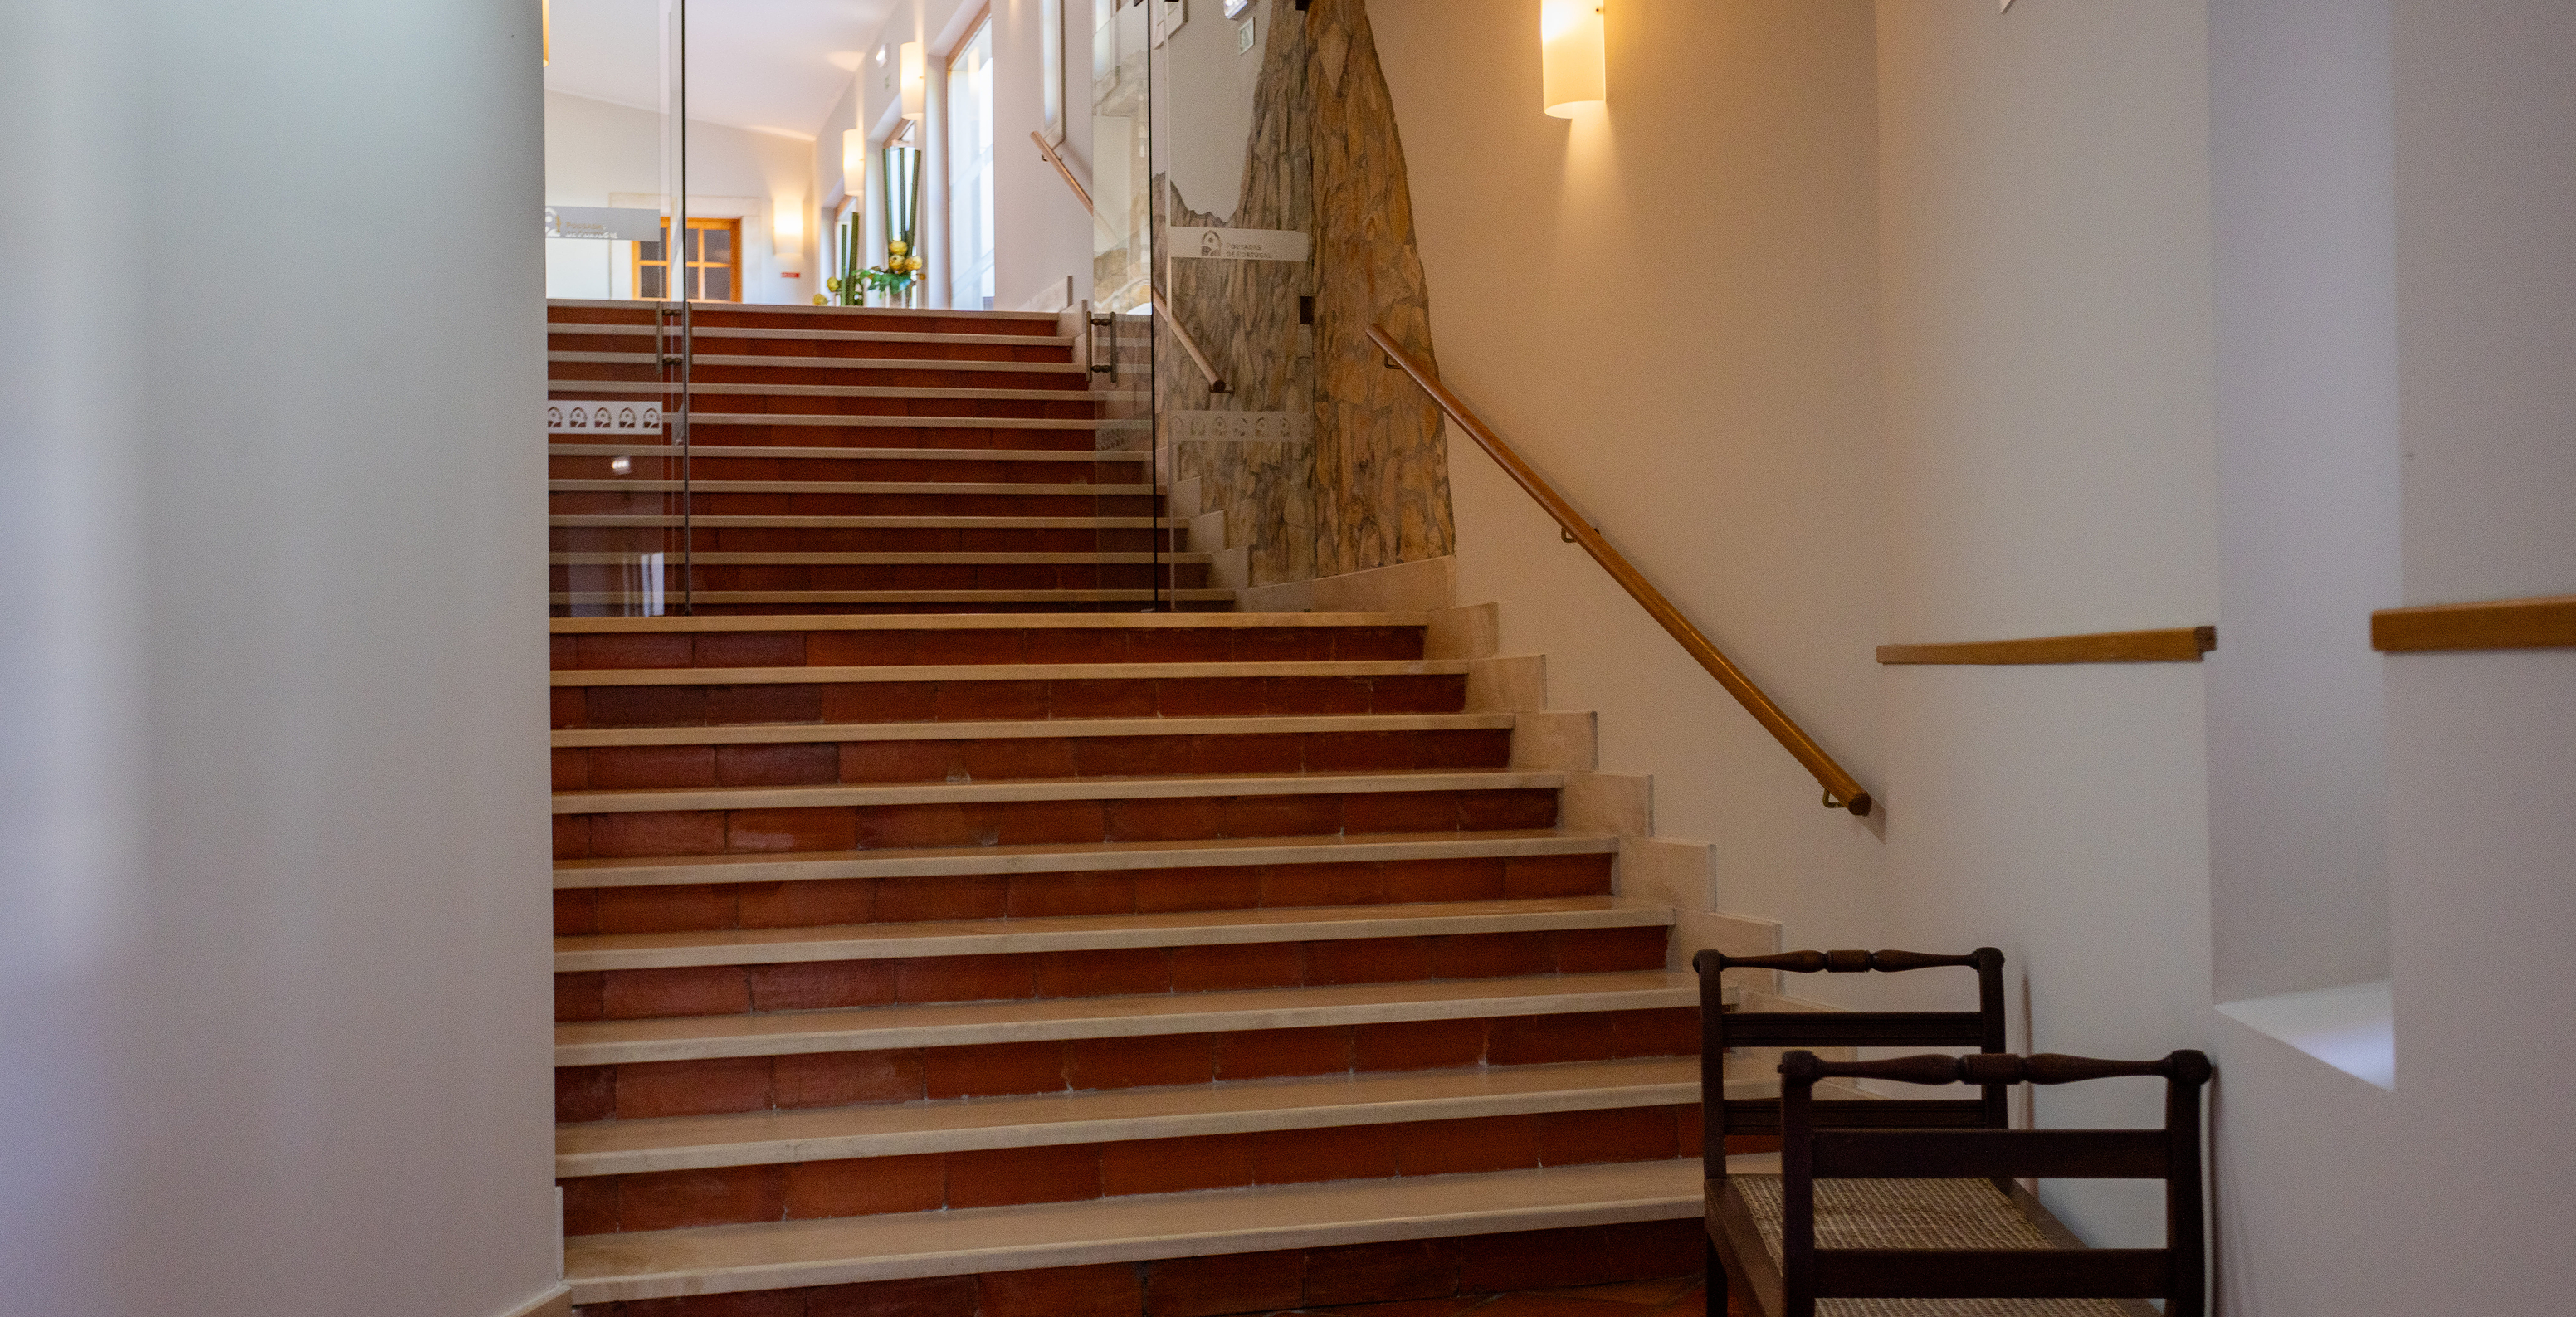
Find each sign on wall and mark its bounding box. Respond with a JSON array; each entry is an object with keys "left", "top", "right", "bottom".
[
  {"left": 547, "top": 402, "right": 663, "bottom": 434},
  {"left": 544, "top": 207, "right": 663, "bottom": 241},
  {"left": 1167, "top": 227, "right": 1312, "bottom": 262},
  {"left": 1167, "top": 409, "right": 1314, "bottom": 442}
]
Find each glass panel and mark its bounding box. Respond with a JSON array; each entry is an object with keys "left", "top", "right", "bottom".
[
  {"left": 699, "top": 223, "right": 729, "bottom": 263},
  {"left": 700, "top": 265, "right": 730, "bottom": 302},
  {"left": 1148, "top": 0, "right": 1316, "bottom": 598},
  {"left": 545, "top": 0, "right": 688, "bottom": 617},
  {"left": 1086, "top": 0, "right": 1158, "bottom": 602}
]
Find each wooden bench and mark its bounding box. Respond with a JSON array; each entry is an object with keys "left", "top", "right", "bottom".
[
  {"left": 1711, "top": 1049, "right": 2211, "bottom": 1317},
  {"left": 1694, "top": 947, "right": 2013, "bottom": 1147}
]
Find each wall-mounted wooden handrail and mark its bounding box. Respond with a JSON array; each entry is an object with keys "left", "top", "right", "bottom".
[
  {"left": 1029, "top": 130, "right": 1228, "bottom": 393},
  {"left": 1369, "top": 325, "right": 1873, "bottom": 815}
]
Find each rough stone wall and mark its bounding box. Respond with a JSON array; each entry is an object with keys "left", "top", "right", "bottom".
[
  {"left": 1304, "top": 0, "right": 1454, "bottom": 577},
  {"left": 1156, "top": 0, "right": 1454, "bottom": 588}
]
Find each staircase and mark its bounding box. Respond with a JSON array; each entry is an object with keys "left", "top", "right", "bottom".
[
  {"left": 546, "top": 300, "right": 1228, "bottom": 615},
  {"left": 545, "top": 304, "right": 1712, "bottom": 1317}
]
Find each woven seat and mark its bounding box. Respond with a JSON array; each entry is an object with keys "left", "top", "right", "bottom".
[{"left": 1722, "top": 1175, "right": 2131, "bottom": 1317}]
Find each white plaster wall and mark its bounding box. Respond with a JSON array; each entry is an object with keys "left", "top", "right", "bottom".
[
  {"left": 1380, "top": 0, "right": 2221, "bottom": 1256},
  {"left": 0, "top": 2, "right": 557, "bottom": 1315},
  {"left": 2378, "top": 2, "right": 2576, "bottom": 1308},
  {"left": 1373, "top": 0, "right": 1891, "bottom": 966},
  {"left": 544, "top": 89, "right": 814, "bottom": 304}
]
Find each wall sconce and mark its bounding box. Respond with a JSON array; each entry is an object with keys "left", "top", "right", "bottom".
[
  {"left": 773, "top": 203, "right": 803, "bottom": 256},
  {"left": 842, "top": 129, "right": 867, "bottom": 196},
  {"left": 1540, "top": 0, "right": 1604, "bottom": 118},
  {"left": 900, "top": 41, "right": 926, "bottom": 120}
]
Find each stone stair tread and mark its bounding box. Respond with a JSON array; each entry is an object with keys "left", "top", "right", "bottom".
[
  {"left": 547, "top": 383, "right": 1121, "bottom": 401},
  {"left": 555, "top": 1056, "right": 1702, "bottom": 1176},
  {"left": 552, "top": 828, "right": 1618, "bottom": 889},
  {"left": 555, "top": 895, "right": 1669, "bottom": 972},
  {"left": 547, "top": 480, "right": 1159, "bottom": 495},
  {"left": 690, "top": 414, "right": 1117, "bottom": 429},
  {"left": 554, "top": 970, "right": 1694, "bottom": 1066},
  {"left": 546, "top": 323, "right": 1073, "bottom": 348},
  {"left": 563, "top": 1158, "right": 1709, "bottom": 1303},
  {"left": 551, "top": 552, "right": 1218, "bottom": 568},
  {"left": 552, "top": 768, "right": 1565, "bottom": 816},
  {"left": 549, "top": 610, "right": 1430, "bottom": 633},
  {"left": 550, "top": 658, "right": 1467, "bottom": 686},
  {"left": 548, "top": 514, "right": 1174, "bottom": 528},
  {"left": 552, "top": 711, "right": 1512, "bottom": 748},
  {"left": 549, "top": 351, "right": 1089, "bottom": 375},
  {"left": 546, "top": 445, "right": 1144, "bottom": 462},
  {"left": 551, "top": 590, "right": 1237, "bottom": 606}
]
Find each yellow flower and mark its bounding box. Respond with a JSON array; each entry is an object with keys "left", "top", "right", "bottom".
[{"left": 888, "top": 240, "right": 910, "bottom": 256}]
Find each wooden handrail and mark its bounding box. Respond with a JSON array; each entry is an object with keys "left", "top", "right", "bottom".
[
  {"left": 1369, "top": 325, "right": 1873, "bottom": 815},
  {"left": 1029, "top": 130, "right": 1228, "bottom": 393}
]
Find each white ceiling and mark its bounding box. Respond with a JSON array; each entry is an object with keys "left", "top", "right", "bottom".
[{"left": 546, "top": 0, "right": 895, "bottom": 139}]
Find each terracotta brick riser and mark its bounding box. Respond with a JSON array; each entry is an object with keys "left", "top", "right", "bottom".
[
  {"left": 549, "top": 456, "right": 1149, "bottom": 485},
  {"left": 553, "top": 563, "right": 1212, "bottom": 594},
  {"left": 549, "top": 365, "right": 1093, "bottom": 391},
  {"left": 549, "top": 492, "right": 1161, "bottom": 518},
  {"left": 555, "top": 1006, "right": 1702, "bottom": 1124},
  {"left": 562, "top": 1103, "right": 1706, "bottom": 1236},
  {"left": 551, "top": 529, "right": 1191, "bottom": 556},
  {"left": 552, "top": 730, "right": 1511, "bottom": 793},
  {"left": 549, "top": 394, "right": 1111, "bottom": 422},
  {"left": 554, "top": 855, "right": 1617, "bottom": 938},
  {"left": 552, "top": 676, "right": 1467, "bottom": 731},
  {"left": 548, "top": 308, "right": 1061, "bottom": 337},
  {"left": 551, "top": 790, "right": 1563, "bottom": 861},
  {"left": 554, "top": 927, "right": 1672, "bottom": 1023},
  {"left": 548, "top": 333, "right": 1072, "bottom": 367},
  {"left": 564, "top": 1219, "right": 1707, "bottom": 1317},
  {"left": 676, "top": 600, "right": 1241, "bottom": 617},
  {"left": 551, "top": 628, "right": 1426, "bottom": 671}
]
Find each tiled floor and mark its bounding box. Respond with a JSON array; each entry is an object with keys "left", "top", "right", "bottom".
[{"left": 1256, "top": 1275, "right": 1720, "bottom": 1316}]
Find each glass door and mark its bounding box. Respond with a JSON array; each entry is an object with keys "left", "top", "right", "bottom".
[
  {"left": 1148, "top": 0, "right": 1318, "bottom": 595},
  {"left": 544, "top": 0, "right": 690, "bottom": 617},
  {"left": 948, "top": 16, "right": 998, "bottom": 310}
]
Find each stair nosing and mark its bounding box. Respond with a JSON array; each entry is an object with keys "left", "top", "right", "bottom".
[
  {"left": 552, "top": 712, "right": 1513, "bottom": 748},
  {"left": 554, "top": 969, "right": 1695, "bottom": 1066},
  {"left": 561, "top": 1158, "right": 1704, "bottom": 1303},
  {"left": 547, "top": 611, "right": 1430, "bottom": 633},
  {"left": 548, "top": 480, "right": 1159, "bottom": 496},
  {"left": 552, "top": 828, "right": 1618, "bottom": 890},
  {"left": 548, "top": 383, "right": 1120, "bottom": 402},
  {"left": 554, "top": 895, "right": 1669, "bottom": 972},
  {"left": 553, "top": 768, "right": 1564, "bottom": 816},
  {"left": 544, "top": 446, "right": 1146, "bottom": 462},
  {"left": 546, "top": 324, "right": 1075, "bottom": 349},
  {"left": 549, "top": 351, "right": 1089, "bottom": 374},
  {"left": 550, "top": 590, "right": 1238, "bottom": 605},
  {"left": 550, "top": 552, "right": 1219, "bottom": 568},
  {"left": 550, "top": 659, "right": 1470, "bottom": 686},
  {"left": 554, "top": 1056, "right": 1701, "bottom": 1177},
  {"left": 548, "top": 515, "right": 1174, "bottom": 528}
]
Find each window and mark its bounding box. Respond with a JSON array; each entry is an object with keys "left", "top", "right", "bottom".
[
  {"left": 635, "top": 217, "right": 741, "bottom": 301},
  {"left": 948, "top": 14, "right": 997, "bottom": 310}
]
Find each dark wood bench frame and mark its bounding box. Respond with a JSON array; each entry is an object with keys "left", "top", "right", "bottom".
[
  {"left": 1693, "top": 947, "right": 2009, "bottom": 1314},
  {"left": 1763, "top": 1049, "right": 2213, "bottom": 1317}
]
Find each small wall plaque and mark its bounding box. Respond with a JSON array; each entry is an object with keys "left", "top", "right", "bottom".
[
  {"left": 1168, "top": 227, "right": 1313, "bottom": 262},
  {"left": 547, "top": 401, "right": 664, "bottom": 434},
  {"left": 1167, "top": 409, "right": 1314, "bottom": 442}
]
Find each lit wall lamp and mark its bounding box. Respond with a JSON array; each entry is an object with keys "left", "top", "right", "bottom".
[
  {"left": 542, "top": 0, "right": 551, "bottom": 66},
  {"left": 900, "top": 41, "right": 926, "bottom": 120},
  {"left": 842, "top": 129, "right": 867, "bottom": 196},
  {"left": 773, "top": 202, "right": 803, "bottom": 256},
  {"left": 1540, "top": 0, "right": 1604, "bottom": 117}
]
